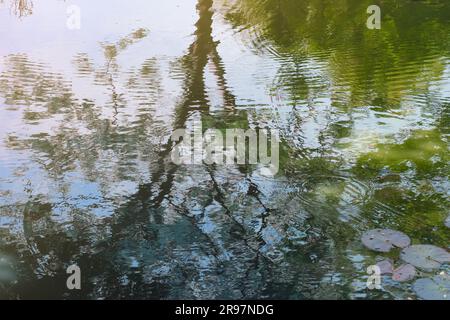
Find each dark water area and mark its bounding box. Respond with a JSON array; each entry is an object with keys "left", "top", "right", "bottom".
[{"left": 0, "top": 0, "right": 449, "bottom": 299}]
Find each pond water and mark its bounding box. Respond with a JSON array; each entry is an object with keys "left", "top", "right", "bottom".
[{"left": 0, "top": 0, "right": 449, "bottom": 299}]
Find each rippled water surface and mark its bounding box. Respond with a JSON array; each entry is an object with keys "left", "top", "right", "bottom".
[{"left": 0, "top": 0, "right": 449, "bottom": 299}]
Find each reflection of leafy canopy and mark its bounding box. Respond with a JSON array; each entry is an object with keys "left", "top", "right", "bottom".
[{"left": 223, "top": 0, "right": 450, "bottom": 107}]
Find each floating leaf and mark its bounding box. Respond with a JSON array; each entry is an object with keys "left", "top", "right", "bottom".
[
  {"left": 413, "top": 275, "right": 450, "bottom": 300},
  {"left": 361, "top": 229, "right": 410, "bottom": 252},
  {"left": 376, "top": 259, "right": 393, "bottom": 275},
  {"left": 401, "top": 245, "right": 450, "bottom": 271},
  {"left": 392, "top": 264, "right": 416, "bottom": 282}
]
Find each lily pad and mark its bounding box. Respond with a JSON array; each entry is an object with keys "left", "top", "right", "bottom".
[
  {"left": 413, "top": 275, "right": 450, "bottom": 300},
  {"left": 361, "top": 229, "right": 411, "bottom": 252},
  {"left": 401, "top": 245, "right": 450, "bottom": 271},
  {"left": 376, "top": 259, "right": 393, "bottom": 275},
  {"left": 392, "top": 264, "right": 416, "bottom": 282}
]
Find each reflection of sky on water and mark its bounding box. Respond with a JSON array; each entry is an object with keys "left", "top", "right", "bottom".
[{"left": 0, "top": 0, "right": 448, "bottom": 299}]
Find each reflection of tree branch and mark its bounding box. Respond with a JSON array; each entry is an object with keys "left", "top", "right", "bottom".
[{"left": 104, "top": 57, "right": 119, "bottom": 126}]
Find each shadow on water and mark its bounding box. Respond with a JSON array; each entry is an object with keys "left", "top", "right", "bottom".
[{"left": 0, "top": 0, "right": 449, "bottom": 299}]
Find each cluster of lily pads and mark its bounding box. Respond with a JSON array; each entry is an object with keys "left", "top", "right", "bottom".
[{"left": 361, "top": 228, "right": 450, "bottom": 300}]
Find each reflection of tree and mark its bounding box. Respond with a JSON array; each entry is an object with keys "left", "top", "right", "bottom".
[{"left": 2, "top": 0, "right": 448, "bottom": 300}]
